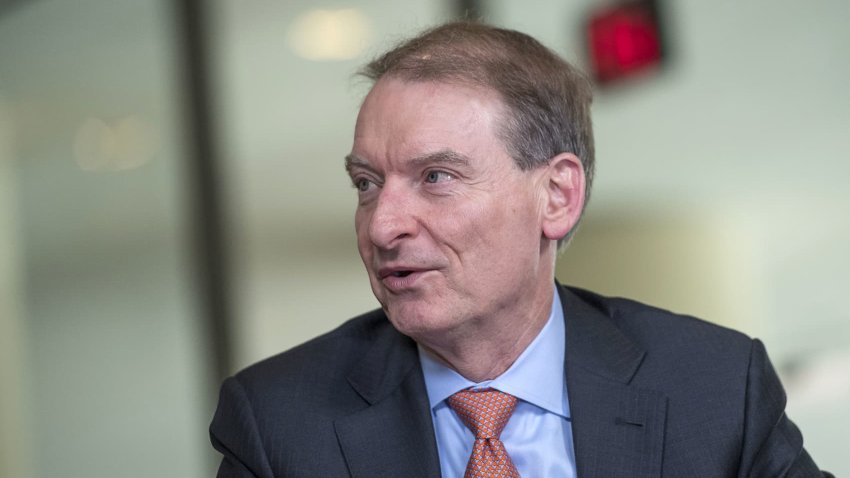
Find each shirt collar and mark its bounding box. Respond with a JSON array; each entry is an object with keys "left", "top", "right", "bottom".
[{"left": 418, "top": 287, "right": 569, "bottom": 418}]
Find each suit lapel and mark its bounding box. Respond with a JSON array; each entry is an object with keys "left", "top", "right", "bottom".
[
  {"left": 559, "top": 286, "right": 667, "bottom": 478},
  {"left": 334, "top": 286, "right": 667, "bottom": 478},
  {"left": 335, "top": 322, "right": 441, "bottom": 478}
]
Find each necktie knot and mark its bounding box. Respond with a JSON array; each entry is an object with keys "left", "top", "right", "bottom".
[
  {"left": 447, "top": 388, "right": 518, "bottom": 440},
  {"left": 447, "top": 388, "right": 521, "bottom": 477}
]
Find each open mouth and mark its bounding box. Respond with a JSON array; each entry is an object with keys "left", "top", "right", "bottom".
[
  {"left": 379, "top": 268, "right": 426, "bottom": 290},
  {"left": 378, "top": 266, "right": 428, "bottom": 282}
]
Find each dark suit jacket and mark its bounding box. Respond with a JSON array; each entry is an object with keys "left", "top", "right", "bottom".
[{"left": 210, "top": 285, "right": 831, "bottom": 477}]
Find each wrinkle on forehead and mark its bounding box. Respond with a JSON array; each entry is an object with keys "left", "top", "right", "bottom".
[{"left": 351, "top": 78, "right": 509, "bottom": 167}]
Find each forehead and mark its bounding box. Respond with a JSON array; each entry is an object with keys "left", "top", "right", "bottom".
[{"left": 351, "top": 78, "right": 509, "bottom": 166}]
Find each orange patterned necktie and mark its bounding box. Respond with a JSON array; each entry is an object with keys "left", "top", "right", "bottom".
[{"left": 447, "top": 388, "right": 521, "bottom": 478}]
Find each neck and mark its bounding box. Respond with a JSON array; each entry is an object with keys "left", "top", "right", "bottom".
[{"left": 421, "top": 281, "right": 556, "bottom": 383}]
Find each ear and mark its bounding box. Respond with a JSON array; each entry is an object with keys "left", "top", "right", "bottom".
[{"left": 540, "top": 153, "right": 586, "bottom": 242}]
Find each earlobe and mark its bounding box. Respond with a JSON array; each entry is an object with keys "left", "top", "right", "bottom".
[{"left": 541, "top": 153, "right": 585, "bottom": 241}]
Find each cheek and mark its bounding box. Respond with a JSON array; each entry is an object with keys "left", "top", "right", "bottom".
[
  {"left": 465, "top": 191, "right": 541, "bottom": 256},
  {"left": 354, "top": 211, "right": 372, "bottom": 258},
  {"left": 354, "top": 207, "right": 367, "bottom": 232},
  {"left": 437, "top": 201, "right": 512, "bottom": 263}
]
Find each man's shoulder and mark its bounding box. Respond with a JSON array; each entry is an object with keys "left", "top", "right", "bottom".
[
  {"left": 231, "top": 308, "right": 398, "bottom": 396},
  {"left": 562, "top": 285, "right": 761, "bottom": 445},
  {"left": 209, "top": 308, "right": 413, "bottom": 471},
  {"left": 564, "top": 285, "right": 754, "bottom": 364}
]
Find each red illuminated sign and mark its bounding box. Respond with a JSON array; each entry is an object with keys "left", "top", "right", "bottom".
[{"left": 587, "top": 0, "right": 665, "bottom": 84}]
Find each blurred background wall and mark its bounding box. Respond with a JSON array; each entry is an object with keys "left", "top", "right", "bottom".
[
  {"left": 0, "top": 1, "right": 215, "bottom": 476},
  {"left": 0, "top": 0, "right": 847, "bottom": 476}
]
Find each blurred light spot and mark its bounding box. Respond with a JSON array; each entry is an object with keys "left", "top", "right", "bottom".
[
  {"left": 786, "top": 349, "right": 850, "bottom": 409},
  {"left": 73, "top": 116, "right": 158, "bottom": 172},
  {"left": 287, "top": 8, "right": 371, "bottom": 61}
]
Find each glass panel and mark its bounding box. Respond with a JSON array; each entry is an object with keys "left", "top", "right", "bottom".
[{"left": 0, "top": 1, "right": 213, "bottom": 476}]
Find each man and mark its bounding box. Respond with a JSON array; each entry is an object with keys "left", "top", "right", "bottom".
[{"left": 210, "top": 22, "right": 831, "bottom": 477}]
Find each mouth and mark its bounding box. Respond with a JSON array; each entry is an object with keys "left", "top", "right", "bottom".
[
  {"left": 377, "top": 266, "right": 431, "bottom": 291},
  {"left": 378, "top": 268, "right": 420, "bottom": 280},
  {"left": 388, "top": 270, "right": 413, "bottom": 278}
]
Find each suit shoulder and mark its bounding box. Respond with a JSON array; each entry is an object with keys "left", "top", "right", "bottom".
[
  {"left": 566, "top": 286, "right": 754, "bottom": 359},
  {"left": 231, "top": 308, "right": 391, "bottom": 392}
]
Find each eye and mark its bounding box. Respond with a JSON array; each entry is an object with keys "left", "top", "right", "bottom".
[
  {"left": 355, "top": 178, "right": 375, "bottom": 192},
  {"left": 424, "top": 170, "right": 454, "bottom": 184}
]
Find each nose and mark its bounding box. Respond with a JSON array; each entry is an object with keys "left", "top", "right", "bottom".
[{"left": 366, "top": 182, "right": 419, "bottom": 250}]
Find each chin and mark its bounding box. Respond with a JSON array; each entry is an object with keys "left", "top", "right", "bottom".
[{"left": 384, "top": 301, "right": 458, "bottom": 340}]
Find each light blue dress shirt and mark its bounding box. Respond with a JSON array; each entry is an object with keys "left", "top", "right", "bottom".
[{"left": 418, "top": 289, "right": 577, "bottom": 478}]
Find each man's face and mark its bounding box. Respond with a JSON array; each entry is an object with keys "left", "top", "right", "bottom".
[{"left": 347, "top": 78, "right": 551, "bottom": 344}]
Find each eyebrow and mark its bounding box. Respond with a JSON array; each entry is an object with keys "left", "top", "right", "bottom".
[
  {"left": 344, "top": 154, "right": 370, "bottom": 174},
  {"left": 344, "top": 149, "right": 471, "bottom": 174},
  {"left": 409, "top": 150, "right": 472, "bottom": 169}
]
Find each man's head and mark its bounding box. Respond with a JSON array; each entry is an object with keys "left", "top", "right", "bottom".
[
  {"left": 360, "top": 21, "right": 595, "bottom": 245},
  {"left": 346, "top": 22, "right": 593, "bottom": 349}
]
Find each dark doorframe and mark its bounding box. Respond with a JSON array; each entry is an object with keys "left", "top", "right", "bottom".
[{"left": 173, "top": 0, "right": 235, "bottom": 384}]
